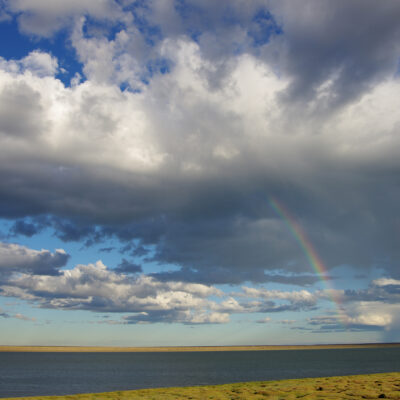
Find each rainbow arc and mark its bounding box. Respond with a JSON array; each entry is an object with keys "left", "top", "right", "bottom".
[{"left": 268, "top": 196, "right": 347, "bottom": 327}]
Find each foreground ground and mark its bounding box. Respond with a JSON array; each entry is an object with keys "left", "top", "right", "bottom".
[{"left": 4, "top": 372, "right": 400, "bottom": 400}]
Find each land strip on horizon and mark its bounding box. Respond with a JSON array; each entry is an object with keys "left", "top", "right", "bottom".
[{"left": 1, "top": 343, "right": 399, "bottom": 352}]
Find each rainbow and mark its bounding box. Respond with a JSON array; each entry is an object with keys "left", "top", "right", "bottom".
[{"left": 268, "top": 196, "right": 346, "bottom": 326}]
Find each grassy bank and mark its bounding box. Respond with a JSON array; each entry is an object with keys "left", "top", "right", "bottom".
[
  {"left": 1, "top": 343, "right": 399, "bottom": 352},
  {"left": 3, "top": 372, "right": 400, "bottom": 399}
]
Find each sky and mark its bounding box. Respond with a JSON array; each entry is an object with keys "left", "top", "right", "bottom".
[{"left": 0, "top": 0, "right": 400, "bottom": 346}]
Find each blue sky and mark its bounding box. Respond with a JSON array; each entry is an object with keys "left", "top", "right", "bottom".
[{"left": 0, "top": 0, "right": 400, "bottom": 346}]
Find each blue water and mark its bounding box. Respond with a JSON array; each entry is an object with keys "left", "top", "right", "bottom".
[{"left": 1, "top": 348, "right": 399, "bottom": 398}]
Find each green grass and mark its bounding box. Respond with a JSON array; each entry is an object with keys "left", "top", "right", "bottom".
[{"left": 4, "top": 372, "right": 400, "bottom": 399}]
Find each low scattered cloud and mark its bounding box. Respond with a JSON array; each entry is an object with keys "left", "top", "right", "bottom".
[
  {"left": 296, "top": 278, "right": 400, "bottom": 333},
  {"left": 0, "top": 243, "right": 324, "bottom": 324},
  {"left": 14, "top": 313, "right": 36, "bottom": 322},
  {"left": 342, "top": 279, "right": 400, "bottom": 304},
  {"left": 0, "top": 242, "right": 69, "bottom": 276},
  {"left": 278, "top": 319, "right": 296, "bottom": 325},
  {"left": 241, "top": 287, "right": 317, "bottom": 313},
  {"left": 0, "top": 258, "right": 230, "bottom": 324},
  {"left": 0, "top": 306, "right": 10, "bottom": 318},
  {"left": 0, "top": 306, "right": 35, "bottom": 321},
  {"left": 1, "top": 242, "right": 399, "bottom": 330},
  {"left": 256, "top": 317, "right": 271, "bottom": 324}
]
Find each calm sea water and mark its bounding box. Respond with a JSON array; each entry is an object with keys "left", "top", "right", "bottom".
[{"left": 1, "top": 348, "right": 400, "bottom": 398}]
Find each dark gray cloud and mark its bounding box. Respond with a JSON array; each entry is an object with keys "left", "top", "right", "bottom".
[
  {"left": 2, "top": 115, "right": 399, "bottom": 284},
  {"left": 269, "top": 0, "right": 400, "bottom": 110},
  {"left": 151, "top": 268, "right": 319, "bottom": 286},
  {"left": 341, "top": 280, "right": 400, "bottom": 305},
  {"left": 10, "top": 217, "right": 48, "bottom": 237},
  {"left": 122, "top": 310, "right": 184, "bottom": 325},
  {"left": 122, "top": 309, "right": 228, "bottom": 325},
  {"left": 145, "top": 0, "right": 400, "bottom": 113},
  {"left": 0, "top": 0, "right": 399, "bottom": 288},
  {"left": 258, "top": 302, "right": 317, "bottom": 313},
  {"left": 10, "top": 220, "right": 41, "bottom": 237},
  {"left": 114, "top": 258, "right": 142, "bottom": 274},
  {"left": 99, "top": 247, "right": 114, "bottom": 253},
  {"left": 51, "top": 218, "right": 99, "bottom": 243}
]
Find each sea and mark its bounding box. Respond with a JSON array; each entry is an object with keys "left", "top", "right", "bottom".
[{"left": 1, "top": 347, "right": 400, "bottom": 398}]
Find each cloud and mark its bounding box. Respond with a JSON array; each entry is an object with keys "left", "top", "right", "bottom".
[
  {"left": 99, "top": 247, "right": 114, "bottom": 253},
  {"left": 0, "top": 306, "right": 35, "bottom": 321},
  {"left": 0, "top": 242, "right": 69, "bottom": 276},
  {"left": 10, "top": 218, "right": 48, "bottom": 238},
  {"left": 0, "top": 50, "right": 58, "bottom": 77},
  {"left": 278, "top": 319, "right": 296, "bottom": 325},
  {"left": 242, "top": 287, "right": 317, "bottom": 308},
  {"left": 341, "top": 280, "right": 400, "bottom": 304},
  {"left": 0, "top": 79, "right": 45, "bottom": 140},
  {"left": 268, "top": 0, "right": 400, "bottom": 110},
  {"left": 0, "top": 1, "right": 399, "bottom": 342},
  {"left": 372, "top": 278, "right": 400, "bottom": 287},
  {"left": 0, "top": 246, "right": 334, "bottom": 325},
  {"left": 307, "top": 279, "right": 400, "bottom": 333},
  {"left": 114, "top": 259, "right": 142, "bottom": 274},
  {"left": 225, "top": 286, "right": 319, "bottom": 315},
  {"left": 0, "top": 0, "right": 10, "bottom": 22},
  {"left": 1, "top": 242, "right": 399, "bottom": 331},
  {"left": 0, "top": 306, "right": 10, "bottom": 318},
  {"left": 0, "top": 41, "right": 398, "bottom": 284},
  {"left": 122, "top": 310, "right": 229, "bottom": 325},
  {"left": 0, "top": 259, "right": 231, "bottom": 324},
  {"left": 345, "top": 303, "right": 394, "bottom": 328},
  {"left": 150, "top": 268, "right": 320, "bottom": 286},
  {"left": 20, "top": 51, "right": 59, "bottom": 77},
  {"left": 308, "top": 302, "right": 400, "bottom": 333},
  {"left": 14, "top": 312, "right": 35, "bottom": 321},
  {"left": 256, "top": 317, "right": 271, "bottom": 324},
  {"left": 0, "top": 2, "right": 399, "bottom": 288},
  {"left": 6, "top": 0, "right": 124, "bottom": 37}
]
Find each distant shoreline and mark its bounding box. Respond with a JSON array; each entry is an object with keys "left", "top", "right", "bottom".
[{"left": 1, "top": 343, "right": 399, "bottom": 352}]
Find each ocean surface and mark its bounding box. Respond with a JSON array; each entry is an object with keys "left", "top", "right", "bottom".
[{"left": 1, "top": 347, "right": 400, "bottom": 398}]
